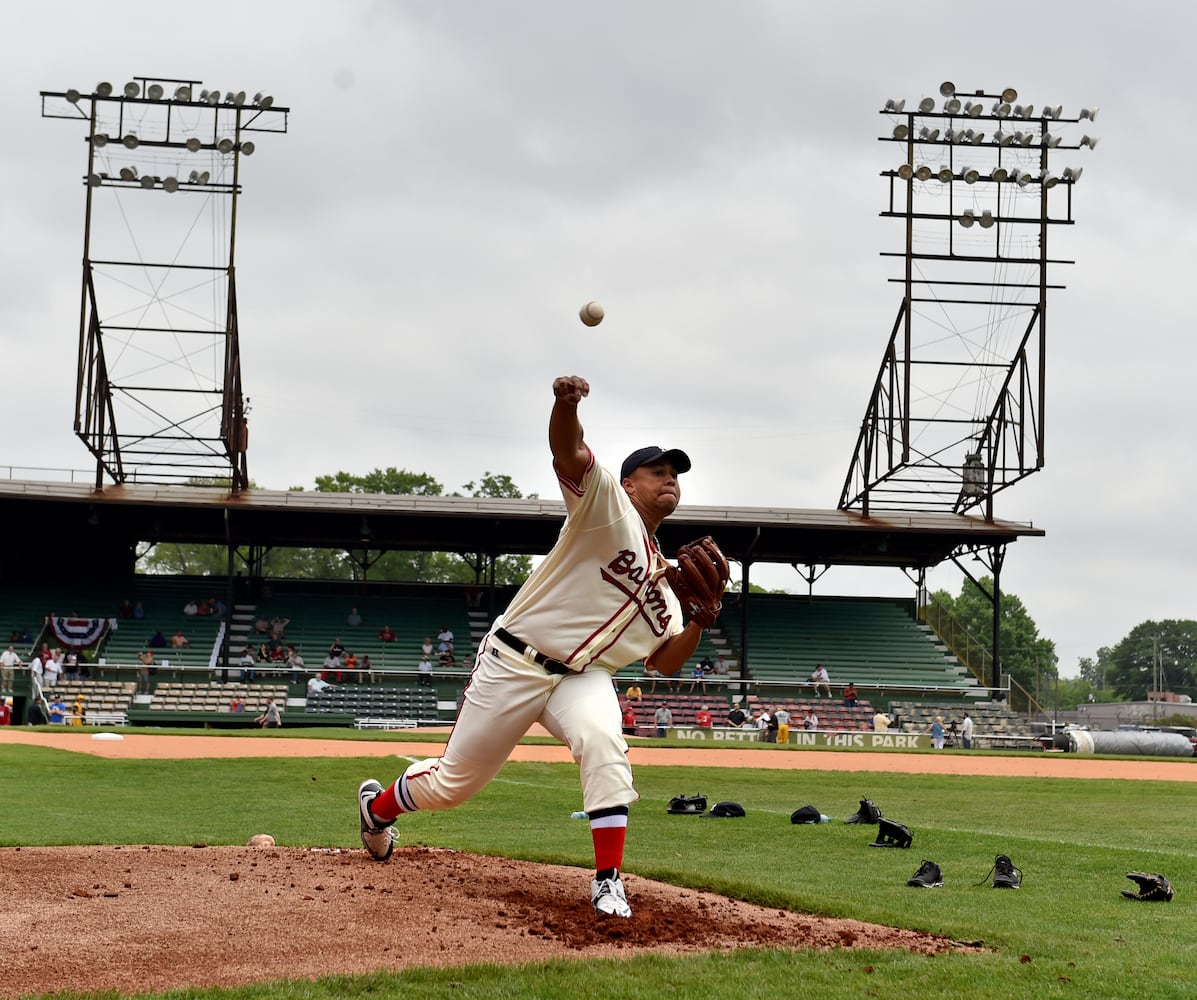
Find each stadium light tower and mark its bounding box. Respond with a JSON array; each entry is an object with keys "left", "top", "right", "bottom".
[
  {"left": 40, "top": 76, "right": 288, "bottom": 491},
  {"left": 840, "top": 81, "right": 1100, "bottom": 521}
]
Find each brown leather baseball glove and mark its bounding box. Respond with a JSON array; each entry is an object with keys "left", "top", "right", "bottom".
[
  {"left": 665, "top": 536, "right": 730, "bottom": 629},
  {"left": 1122, "top": 871, "right": 1174, "bottom": 902}
]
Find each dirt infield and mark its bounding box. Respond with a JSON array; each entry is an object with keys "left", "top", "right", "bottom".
[{"left": 3, "top": 729, "right": 1192, "bottom": 996}]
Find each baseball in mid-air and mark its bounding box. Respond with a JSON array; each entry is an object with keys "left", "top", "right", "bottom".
[{"left": 579, "top": 301, "right": 605, "bottom": 327}]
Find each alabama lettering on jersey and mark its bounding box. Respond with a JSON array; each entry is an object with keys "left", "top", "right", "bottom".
[{"left": 496, "top": 448, "right": 684, "bottom": 672}]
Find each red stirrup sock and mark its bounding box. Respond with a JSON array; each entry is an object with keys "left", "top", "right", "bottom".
[{"left": 588, "top": 806, "right": 629, "bottom": 874}]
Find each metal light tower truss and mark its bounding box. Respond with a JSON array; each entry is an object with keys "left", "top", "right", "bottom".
[
  {"left": 839, "top": 82, "right": 1099, "bottom": 519},
  {"left": 40, "top": 76, "right": 288, "bottom": 491}
]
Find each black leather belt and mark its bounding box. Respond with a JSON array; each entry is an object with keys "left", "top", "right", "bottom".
[{"left": 493, "top": 627, "right": 572, "bottom": 675}]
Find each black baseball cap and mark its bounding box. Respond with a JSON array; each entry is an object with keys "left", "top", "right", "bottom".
[{"left": 620, "top": 446, "right": 691, "bottom": 481}]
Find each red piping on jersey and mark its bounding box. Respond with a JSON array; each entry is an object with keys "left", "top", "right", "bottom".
[{"left": 554, "top": 446, "right": 594, "bottom": 497}]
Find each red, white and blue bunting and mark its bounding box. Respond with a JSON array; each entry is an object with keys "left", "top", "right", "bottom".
[{"left": 49, "top": 616, "right": 111, "bottom": 649}]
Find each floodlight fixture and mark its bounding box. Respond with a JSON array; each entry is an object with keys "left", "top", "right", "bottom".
[
  {"left": 937, "top": 166, "right": 954, "bottom": 183},
  {"left": 139, "top": 175, "right": 155, "bottom": 189},
  {"left": 1042, "top": 132, "right": 1062, "bottom": 148},
  {"left": 253, "top": 92, "right": 273, "bottom": 109},
  {"left": 1010, "top": 168, "right": 1031, "bottom": 187},
  {"left": 174, "top": 85, "right": 192, "bottom": 101},
  {"left": 122, "top": 133, "right": 139, "bottom": 149},
  {"left": 162, "top": 176, "right": 179, "bottom": 192},
  {"left": 1001, "top": 87, "right": 1018, "bottom": 103},
  {"left": 893, "top": 123, "right": 909, "bottom": 140},
  {"left": 918, "top": 126, "right": 940, "bottom": 141},
  {"left": 1042, "top": 104, "right": 1063, "bottom": 120},
  {"left": 940, "top": 81, "right": 956, "bottom": 97},
  {"left": 995, "top": 130, "right": 1014, "bottom": 146},
  {"left": 205, "top": 89, "right": 221, "bottom": 105},
  {"left": 915, "top": 165, "right": 932, "bottom": 181},
  {"left": 87, "top": 173, "right": 102, "bottom": 187},
  {"left": 96, "top": 81, "right": 113, "bottom": 97},
  {"left": 1080, "top": 106, "right": 1099, "bottom": 121},
  {"left": 233, "top": 90, "right": 247, "bottom": 106},
  {"left": 147, "top": 83, "right": 164, "bottom": 100},
  {"left": 1014, "top": 104, "right": 1034, "bottom": 119},
  {"left": 1017, "top": 132, "right": 1034, "bottom": 147},
  {"left": 185, "top": 137, "right": 202, "bottom": 152},
  {"left": 969, "top": 130, "right": 985, "bottom": 144},
  {"left": 217, "top": 138, "right": 234, "bottom": 154},
  {"left": 239, "top": 141, "right": 255, "bottom": 155},
  {"left": 885, "top": 98, "right": 906, "bottom": 112},
  {"left": 979, "top": 210, "right": 995, "bottom": 228},
  {"left": 119, "top": 165, "right": 138, "bottom": 181},
  {"left": 66, "top": 89, "right": 81, "bottom": 103},
  {"left": 991, "top": 165, "right": 1009, "bottom": 182},
  {"left": 188, "top": 170, "right": 210, "bottom": 185},
  {"left": 964, "top": 101, "right": 983, "bottom": 117},
  {"left": 959, "top": 209, "right": 976, "bottom": 227},
  {"left": 123, "top": 82, "right": 140, "bottom": 98},
  {"left": 963, "top": 165, "right": 980, "bottom": 183},
  {"left": 918, "top": 96, "right": 935, "bottom": 113},
  {"left": 92, "top": 133, "right": 109, "bottom": 147},
  {"left": 1041, "top": 170, "right": 1059, "bottom": 188},
  {"left": 992, "top": 101, "right": 1011, "bottom": 117},
  {"left": 1080, "top": 134, "right": 1100, "bottom": 149},
  {"left": 944, "top": 97, "right": 961, "bottom": 114},
  {"left": 1062, "top": 166, "right": 1084, "bottom": 182}
]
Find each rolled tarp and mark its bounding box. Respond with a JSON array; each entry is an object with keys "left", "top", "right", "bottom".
[{"left": 1066, "top": 729, "right": 1194, "bottom": 757}]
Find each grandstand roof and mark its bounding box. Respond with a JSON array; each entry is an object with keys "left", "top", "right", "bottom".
[{"left": 0, "top": 478, "right": 1042, "bottom": 572}]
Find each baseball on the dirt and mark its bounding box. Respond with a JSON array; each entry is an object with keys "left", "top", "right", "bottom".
[
  {"left": 579, "top": 301, "right": 604, "bottom": 327},
  {"left": 247, "top": 834, "right": 275, "bottom": 847}
]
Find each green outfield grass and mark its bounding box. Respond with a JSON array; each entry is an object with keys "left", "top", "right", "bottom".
[{"left": 2, "top": 736, "right": 1195, "bottom": 999}]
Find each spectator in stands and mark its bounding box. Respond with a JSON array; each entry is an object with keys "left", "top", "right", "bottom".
[
  {"left": 137, "top": 648, "right": 155, "bottom": 693},
  {"left": 214, "top": 598, "right": 227, "bottom": 619},
  {"left": 2, "top": 644, "right": 21, "bottom": 690},
  {"left": 712, "top": 654, "right": 729, "bottom": 677},
  {"left": 417, "top": 655, "right": 434, "bottom": 687},
  {"left": 774, "top": 705, "right": 791, "bottom": 744},
  {"left": 438, "top": 647, "right": 457, "bottom": 669},
  {"left": 17, "top": 626, "right": 32, "bottom": 644},
  {"left": 118, "top": 599, "right": 135, "bottom": 620},
  {"left": 49, "top": 695, "right": 68, "bottom": 724},
  {"left": 872, "top": 709, "right": 891, "bottom": 732},
  {"left": 343, "top": 650, "right": 360, "bottom": 682},
  {"left": 255, "top": 698, "right": 282, "bottom": 728},
  {"left": 29, "top": 651, "right": 44, "bottom": 697},
  {"left": 321, "top": 650, "right": 343, "bottom": 683},
  {"left": 726, "top": 703, "right": 747, "bottom": 728},
  {"left": 43, "top": 650, "right": 63, "bottom": 689},
  {"left": 132, "top": 602, "right": 145, "bottom": 621},
  {"left": 695, "top": 705, "right": 713, "bottom": 728},
  {"left": 842, "top": 682, "right": 859, "bottom": 707},
  {"left": 254, "top": 616, "right": 271, "bottom": 635},
  {"left": 809, "top": 664, "right": 832, "bottom": 699},
  {"left": 287, "top": 646, "right": 306, "bottom": 684},
  {"left": 63, "top": 650, "right": 80, "bottom": 682},
  {"left": 804, "top": 710, "right": 818, "bottom": 731},
  {"left": 378, "top": 625, "right": 397, "bottom": 643},
  {"left": 961, "top": 712, "right": 974, "bottom": 749},
  {"left": 624, "top": 682, "right": 642, "bottom": 703},
  {"left": 269, "top": 616, "right": 291, "bottom": 640},
  {"left": 182, "top": 599, "right": 199, "bottom": 616},
  {"left": 347, "top": 607, "right": 363, "bottom": 627},
  {"left": 196, "top": 599, "right": 212, "bottom": 617},
  {"left": 307, "top": 675, "right": 332, "bottom": 694},
  {"left": 421, "top": 636, "right": 434, "bottom": 659},
  {"left": 171, "top": 630, "right": 190, "bottom": 650},
  {"left": 755, "top": 706, "right": 774, "bottom": 742},
  {"left": 360, "top": 654, "right": 376, "bottom": 683},
  {"left": 687, "top": 660, "right": 708, "bottom": 695},
  {"left": 147, "top": 630, "right": 167, "bottom": 649},
  {"left": 621, "top": 702, "right": 638, "bottom": 736},
  {"left": 437, "top": 625, "right": 455, "bottom": 654},
  {"left": 230, "top": 695, "right": 246, "bottom": 712},
  {"left": 654, "top": 702, "right": 673, "bottom": 738},
  {"left": 329, "top": 637, "right": 346, "bottom": 660},
  {"left": 928, "top": 716, "right": 946, "bottom": 750},
  {"left": 255, "top": 641, "right": 272, "bottom": 664},
  {"left": 239, "top": 649, "right": 257, "bottom": 682}
]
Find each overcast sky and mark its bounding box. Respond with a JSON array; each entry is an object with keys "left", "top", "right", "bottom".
[{"left": 4, "top": 1, "right": 1194, "bottom": 678}]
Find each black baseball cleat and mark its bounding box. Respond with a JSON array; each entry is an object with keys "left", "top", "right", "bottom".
[
  {"left": 358, "top": 779, "right": 396, "bottom": 862},
  {"left": 845, "top": 797, "right": 882, "bottom": 824},
  {"left": 907, "top": 860, "right": 944, "bottom": 888},
  {"left": 992, "top": 853, "right": 1021, "bottom": 889},
  {"left": 869, "top": 817, "right": 913, "bottom": 848}
]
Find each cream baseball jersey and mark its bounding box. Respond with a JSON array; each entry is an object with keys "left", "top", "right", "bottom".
[{"left": 497, "top": 448, "right": 684, "bottom": 672}]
